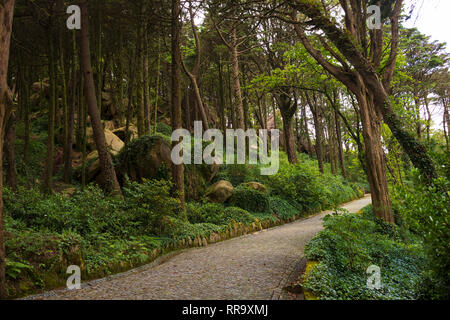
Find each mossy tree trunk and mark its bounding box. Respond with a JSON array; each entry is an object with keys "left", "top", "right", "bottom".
[
  {"left": 171, "top": 0, "right": 186, "bottom": 211},
  {"left": 79, "top": 0, "right": 122, "bottom": 196},
  {"left": 0, "top": 0, "right": 16, "bottom": 300}
]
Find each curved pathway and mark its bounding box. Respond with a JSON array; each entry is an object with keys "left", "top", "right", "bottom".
[{"left": 28, "top": 195, "right": 371, "bottom": 300}]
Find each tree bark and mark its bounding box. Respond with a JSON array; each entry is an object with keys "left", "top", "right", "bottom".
[
  {"left": 307, "top": 92, "right": 324, "bottom": 173},
  {"left": 290, "top": 1, "right": 437, "bottom": 186},
  {"left": 278, "top": 93, "right": 298, "bottom": 164},
  {"left": 357, "top": 88, "right": 394, "bottom": 223},
  {"left": 143, "top": 33, "right": 151, "bottom": 134},
  {"left": 0, "top": 0, "right": 15, "bottom": 300},
  {"left": 335, "top": 109, "right": 347, "bottom": 178},
  {"left": 136, "top": 19, "right": 145, "bottom": 137},
  {"left": 230, "top": 28, "right": 245, "bottom": 129},
  {"left": 182, "top": 4, "right": 209, "bottom": 131},
  {"left": 79, "top": 0, "right": 122, "bottom": 196},
  {"left": 171, "top": 0, "right": 185, "bottom": 211},
  {"left": 217, "top": 55, "right": 226, "bottom": 131},
  {"left": 44, "top": 33, "right": 56, "bottom": 194},
  {"left": 4, "top": 113, "right": 17, "bottom": 191},
  {"left": 64, "top": 31, "right": 77, "bottom": 184}
]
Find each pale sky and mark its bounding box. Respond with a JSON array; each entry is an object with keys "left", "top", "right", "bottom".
[{"left": 403, "top": 0, "right": 450, "bottom": 52}]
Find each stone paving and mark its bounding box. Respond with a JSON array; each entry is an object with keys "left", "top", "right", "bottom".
[{"left": 27, "top": 195, "right": 372, "bottom": 300}]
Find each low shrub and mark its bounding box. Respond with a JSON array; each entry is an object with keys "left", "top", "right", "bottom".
[
  {"left": 222, "top": 207, "right": 255, "bottom": 224},
  {"left": 186, "top": 202, "right": 225, "bottom": 225},
  {"left": 4, "top": 186, "right": 134, "bottom": 238},
  {"left": 123, "top": 179, "right": 181, "bottom": 234},
  {"left": 162, "top": 216, "right": 224, "bottom": 240},
  {"left": 214, "top": 164, "right": 260, "bottom": 186},
  {"left": 155, "top": 122, "right": 173, "bottom": 137},
  {"left": 228, "top": 185, "right": 270, "bottom": 213},
  {"left": 392, "top": 176, "right": 450, "bottom": 299},
  {"left": 303, "top": 212, "right": 425, "bottom": 300},
  {"left": 268, "top": 196, "right": 301, "bottom": 219}
]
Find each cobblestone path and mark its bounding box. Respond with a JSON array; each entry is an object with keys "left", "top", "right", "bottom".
[{"left": 28, "top": 195, "right": 372, "bottom": 300}]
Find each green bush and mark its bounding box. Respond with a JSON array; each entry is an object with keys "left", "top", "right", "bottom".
[
  {"left": 162, "top": 216, "right": 224, "bottom": 240},
  {"left": 186, "top": 202, "right": 225, "bottom": 225},
  {"left": 392, "top": 176, "right": 450, "bottom": 299},
  {"left": 115, "top": 134, "right": 172, "bottom": 181},
  {"left": 303, "top": 212, "right": 425, "bottom": 300},
  {"left": 4, "top": 186, "right": 134, "bottom": 238},
  {"left": 268, "top": 196, "right": 301, "bottom": 219},
  {"left": 228, "top": 185, "right": 270, "bottom": 213},
  {"left": 222, "top": 207, "right": 255, "bottom": 224},
  {"left": 214, "top": 164, "right": 260, "bottom": 186},
  {"left": 185, "top": 202, "right": 255, "bottom": 225},
  {"left": 123, "top": 179, "right": 181, "bottom": 234},
  {"left": 155, "top": 122, "right": 173, "bottom": 136}
]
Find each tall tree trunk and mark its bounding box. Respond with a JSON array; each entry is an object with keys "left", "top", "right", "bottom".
[
  {"left": 23, "top": 72, "right": 30, "bottom": 165},
  {"left": 227, "top": 64, "right": 235, "bottom": 128},
  {"left": 125, "top": 52, "right": 136, "bottom": 145},
  {"left": 64, "top": 31, "right": 77, "bottom": 184},
  {"left": 116, "top": 27, "right": 125, "bottom": 127},
  {"left": 181, "top": 5, "right": 209, "bottom": 131},
  {"left": 136, "top": 19, "right": 145, "bottom": 137},
  {"left": 154, "top": 37, "right": 161, "bottom": 134},
  {"left": 79, "top": 0, "right": 122, "bottom": 196},
  {"left": 171, "top": 0, "right": 185, "bottom": 211},
  {"left": 278, "top": 93, "right": 298, "bottom": 164},
  {"left": 231, "top": 27, "right": 245, "bottom": 129},
  {"left": 357, "top": 90, "right": 394, "bottom": 223},
  {"left": 0, "top": 0, "right": 16, "bottom": 300},
  {"left": 96, "top": 0, "right": 103, "bottom": 118},
  {"left": 44, "top": 33, "right": 56, "bottom": 194},
  {"left": 335, "top": 109, "right": 346, "bottom": 178},
  {"left": 60, "top": 31, "right": 71, "bottom": 184},
  {"left": 301, "top": 102, "right": 312, "bottom": 157},
  {"left": 327, "top": 112, "right": 337, "bottom": 175},
  {"left": 217, "top": 55, "right": 226, "bottom": 131},
  {"left": 143, "top": 33, "right": 151, "bottom": 134},
  {"left": 307, "top": 93, "right": 324, "bottom": 173},
  {"left": 4, "top": 113, "right": 17, "bottom": 191},
  {"left": 241, "top": 65, "right": 250, "bottom": 130}
]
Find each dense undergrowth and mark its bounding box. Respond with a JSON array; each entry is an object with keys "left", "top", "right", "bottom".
[
  {"left": 302, "top": 173, "right": 449, "bottom": 300},
  {"left": 3, "top": 152, "right": 364, "bottom": 299}
]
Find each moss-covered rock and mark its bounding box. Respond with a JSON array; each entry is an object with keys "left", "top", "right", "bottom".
[
  {"left": 86, "top": 127, "right": 124, "bottom": 155},
  {"left": 116, "top": 135, "right": 172, "bottom": 182},
  {"left": 205, "top": 180, "right": 234, "bottom": 203},
  {"left": 242, "top": 182, "right": 268, "bottom": 193},
  {"left": 112, "top": 125, "right": 139, "bottom": 142}
]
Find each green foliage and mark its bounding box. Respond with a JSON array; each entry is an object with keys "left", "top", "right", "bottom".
[
  {"left": 392, "top": 176, "right": 450, "bottom": 299},
  {"left": 4, "top": 186, "right": 135, "bottom": 238},
  {"left": 186, "top": 202, "right": 255, "bottom": 225},
  {"left": 228, "top": 185, "right": 270, "bottom": 213},
  {"left": 186, "top": 202, "right": 225, "bottom": 225},
  {"left": 162, "top": 216, "right": 224, "bottom": 240},
  {"left": 214, "top": 164, "right": 260, "bottom": 186},
  {"left": 123, "top": 179, "right": 181, "bottom": 234},
  {"left": 115, "top": 134, "right": 171, "bottom": 180},
  {"left": 155, "top": 122, "right": 173, "bottom": 137},
  {"left": 303, "top": 212, "right": 425, "bottom": 300},
  {"left": 262, "top": 156, "right": 356, "bottom": 212},
  {"left": 268, "top": 196, "right": 301, "bottom": 219},
  {"left": 222, "top": 207, "right": 255, "bottom": 224},
  {"left": 14, "top": 133, "right": 47, "bottom": 185}
]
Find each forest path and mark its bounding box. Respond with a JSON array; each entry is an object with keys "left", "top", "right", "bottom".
[{"left": 28, "top": 195, "right": 372, "bottom": 300}]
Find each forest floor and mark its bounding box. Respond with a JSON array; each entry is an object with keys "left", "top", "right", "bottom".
[{"left": 24, "top": 195, "right": 372, "bottom": 300}]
